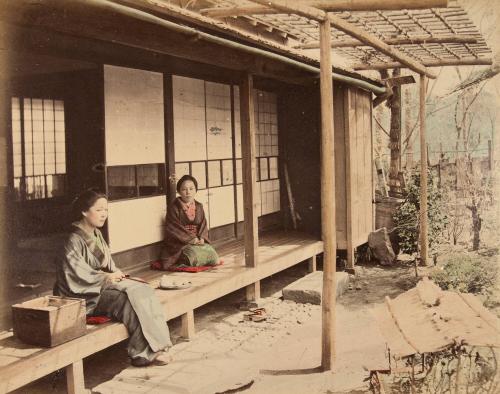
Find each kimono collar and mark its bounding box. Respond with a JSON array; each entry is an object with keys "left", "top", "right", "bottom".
[
  {"left": 178, "top": 198, "right": 196, "bottom": 221},
  {"left": 71, "top": 222, "right": 109, "bottom": 268}
]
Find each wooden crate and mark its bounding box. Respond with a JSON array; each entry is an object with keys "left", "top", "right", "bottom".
[{"left": 12, "top": 296, "right": 86, "bottom": 347}]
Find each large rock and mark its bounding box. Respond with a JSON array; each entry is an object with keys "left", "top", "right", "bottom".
[
  {"left": 282, "top": 271, "right": 349, "bottom": 305},
  {"left": 368, "top": 227, "right": 396, "bottom": 265}
]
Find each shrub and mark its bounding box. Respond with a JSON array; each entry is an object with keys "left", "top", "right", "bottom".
[
  {"left": 431, "top": 252, "right": 498, "bottom": 295},
  {"left": 393, "top": 171, "right": 448, "bottom": 255}
]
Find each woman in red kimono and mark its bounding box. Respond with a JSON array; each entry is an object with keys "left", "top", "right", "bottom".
[{"left": 160, "top": 175, "right": 219, "bottom": 270}]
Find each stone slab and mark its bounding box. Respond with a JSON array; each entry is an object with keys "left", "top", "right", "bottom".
[{"left": 282, "top": 271, "right": 349, "bottom": 305}]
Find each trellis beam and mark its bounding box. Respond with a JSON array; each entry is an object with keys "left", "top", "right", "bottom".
[
  {"left": 201, "top": 0, "right": 448, "bottom": 18},
  {"left": 249, "top": 0, "right": 437, "bottom": 78},
  {"left": 353, "top": 57, "right": 493, "bottom": 70},
  {"left": 296, "top": 34, "right": 478, "bottom": 49}
]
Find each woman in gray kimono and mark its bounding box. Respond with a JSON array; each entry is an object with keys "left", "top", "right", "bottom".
[{"left": 54, "top": 189, "right": 172, "bottom": 367}]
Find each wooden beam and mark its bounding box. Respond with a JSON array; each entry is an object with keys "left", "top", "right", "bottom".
[
  {"left": 240, "top": 74, "right": 259, "bottom": 268},
  {"left": 296, "top": 34, "right": 479, "bottom": 49},
  {"left": 202, "top": 0, "right": 448, "bottom": 18},
  {"left": 319, "top": 19, "right": 337, "bottom": 372},
  {"left": 353, "top": 58, "right": 493, "bottom": 70},
  {"left": 385, "top": 75, "right": 416, "bottom": 87},
  {"left": 0, "top": 1, "right": 316, "bottom": 86},
  {"left": 419, "top": 74, "right": 429, "bottom": 266},
  {"left": 249, "top": 0, "right": 436, "bottom": 79}
]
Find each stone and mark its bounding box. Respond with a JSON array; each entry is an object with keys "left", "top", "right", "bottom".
[
  {"left": 282, "top": 271, "right": 349, "bottom": 305},
  {"left": 368, "top": 227, "right": 396, "bottom": 266}
]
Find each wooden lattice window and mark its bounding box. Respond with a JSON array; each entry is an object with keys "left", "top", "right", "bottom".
[{"left": 11, "top": 97, "right": 67, "bottom": 201}]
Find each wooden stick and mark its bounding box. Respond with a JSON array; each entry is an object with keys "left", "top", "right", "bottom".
[
  {"left": 296, "top": 34, "right": 478, "bottom": 49},
  {"left": 353, "top": 57, "right": 493, "bottom": 70},
  {"left": 284, "top": 163, "right": 298, "bottom": 230},
  {"left": 249, "top": 0, "right": 436, "bottom": 78},
  {"left": 319, "top": 18, "right": 337, "bottom": 372},
  {"left": 419, "top": 74, "right": 428, "bottom": 266},
  {"left": 202, "top": 0, "right": 448, "bottom": 18},
  {"left": 240, "top": 73, "right": 259, "bottom": 268}
]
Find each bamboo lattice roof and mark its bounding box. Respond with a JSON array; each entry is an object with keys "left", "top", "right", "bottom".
[{"left": 191, "top": 1, "right": 492, "bottom": 72}]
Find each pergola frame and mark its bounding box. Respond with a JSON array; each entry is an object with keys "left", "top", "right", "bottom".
[
  {"left": 201, "top": 0, "right": 450, "bottom": 17},
  {"left": 219, "top": 0, "right": 491, "bottom": 371}
]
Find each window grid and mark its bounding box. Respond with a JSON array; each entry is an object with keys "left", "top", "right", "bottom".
[
  {"left": 107, "top": 163, "right": 166, "bottom": 201},
  {"left": 175, "top": 159, "right": 235, "bottom": 190},
  {"left": 254, "top": 90, "right": 280, "bottom": 215},
  {"left": 11, "top": 97, "right": 67, "bottom": 201}
]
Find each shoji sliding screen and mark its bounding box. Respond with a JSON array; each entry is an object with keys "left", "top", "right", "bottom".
[
  {"left": 104, "top": 65, "right": 166, "bottom": 253},
  {"left": 173, "top": 76, "right": 280, "bottom": 237}
]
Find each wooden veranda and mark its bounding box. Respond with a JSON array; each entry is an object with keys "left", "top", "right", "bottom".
[{"left": 0, "top": 0, "right": 493, "bottom": 384}]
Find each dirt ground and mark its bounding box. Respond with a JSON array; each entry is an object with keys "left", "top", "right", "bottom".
[{"left": 13, "top": 260, "right": 425, "bottom": 394}]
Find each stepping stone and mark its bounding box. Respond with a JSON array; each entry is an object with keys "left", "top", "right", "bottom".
[{"left": 282, "top": 271, "right": 349, "bottom": 305}]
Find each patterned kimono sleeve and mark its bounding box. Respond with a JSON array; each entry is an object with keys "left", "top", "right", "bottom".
[
  {"left": 60, "top": 235, "right": 109, "bottom": 296},
  {"left": 196, "top": 203, "right": 210, "bottom": 243}
]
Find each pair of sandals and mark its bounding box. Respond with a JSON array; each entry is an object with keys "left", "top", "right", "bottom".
[
  {"left": 131, "top": 351, "right": 173, "bottom": 367},
  {"left": 243, "top": 307, "right": 267, "bottom": 322}
]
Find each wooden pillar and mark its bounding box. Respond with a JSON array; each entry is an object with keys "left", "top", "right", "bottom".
[
  {"left": 388, "top": 68, "right": 402, "bottom": 197},
  {"left": 66, "top": 360, "right": 85, "bottom": 394},
  {"left": 308, "top": 255, "right": 317, "bottom": 273},
  {"left": 181, "top": 310, "right": 195, "bottom": 340},
  {"left": 240, "top": 73, "right": 260, "bottom": 302},
  {"left": 0, "top": 60, "right": 12, "bottom": 342},
  {"left": 164, "top": 73, "right": 177, "bottom": 205},
  {"left": 419, "top": 74, "right": 428, "bottom": 265},
  {"left": 319, "top": 18, "right": 337, "bottom": 371}
]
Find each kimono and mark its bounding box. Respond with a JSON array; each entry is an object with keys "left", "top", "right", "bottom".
[
  {"left": 160, "top": 197, "right": 218, "bottom": 270},
  {"left": 54, "top": 223, "right": 172, "bottom": 362}
]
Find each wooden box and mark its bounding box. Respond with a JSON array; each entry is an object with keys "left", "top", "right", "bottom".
[{"left": 12, "top": 296, "right": 86, "bottom": 347}]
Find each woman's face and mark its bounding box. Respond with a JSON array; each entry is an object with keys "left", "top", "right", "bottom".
[
  {"left": 82, "top": 197, "right": 108, "bottom": 228},
  {"left": 179, "top": 180, "right": 197, "bottom": 203}
]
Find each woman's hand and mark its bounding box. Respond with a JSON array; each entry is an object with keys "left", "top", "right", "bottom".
[
  {"left": 189, "top": 237, "right": 199, "bottom": 245},
  {"left": 105, "top": 270, "right": 126, "bottom": 284},
  {"left": 197, "top": 237, "right": 205, "bottom": 245}
]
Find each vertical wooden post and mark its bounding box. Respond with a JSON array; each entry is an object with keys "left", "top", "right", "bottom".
[
  {"left": 345, "top": 89, "right": 355, "bottom": 273},
  {"left": 240, "top": 73, "right": 260, "bottom": 302},
  {"left": 181, "top": 310, "right": 195, "bottom": 340},
  {"left": 164, "top": 73, "right": 177, "bottom": 205},
  {"left": 319, "top": 18, "right": 337, "bottom": 371},
  {"left": 419, "top": 74, "right": 428, "bottom": 266},
  {"left": 66, "top": 360, "right": 85, "bottom": 394},
  {"left": 308, "top": 255, "right": 317, "bottom": 273}
]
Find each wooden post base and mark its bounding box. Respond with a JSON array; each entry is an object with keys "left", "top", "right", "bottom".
[
  {"left": 346, "top": 247, "right": 355, "bottom": 272},
  {"left": 66, "top": 360, "right": 85, "bottom": 394},
  {"left": 181, "top": 310, "right": 195, "bottom": 340},
  {"left": 246, "top": 281, "right": 260, "bottom": 302},
  {"left": 308, "top": 255, "right": 317, "bottom": 273}
]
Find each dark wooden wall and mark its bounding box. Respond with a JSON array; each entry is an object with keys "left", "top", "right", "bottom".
[
  {"left": 7, "top": 68, "right": 105, "bottom": 239},
  {"left": 278, "top": 84, "right": 321, "bottom": 237}
]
